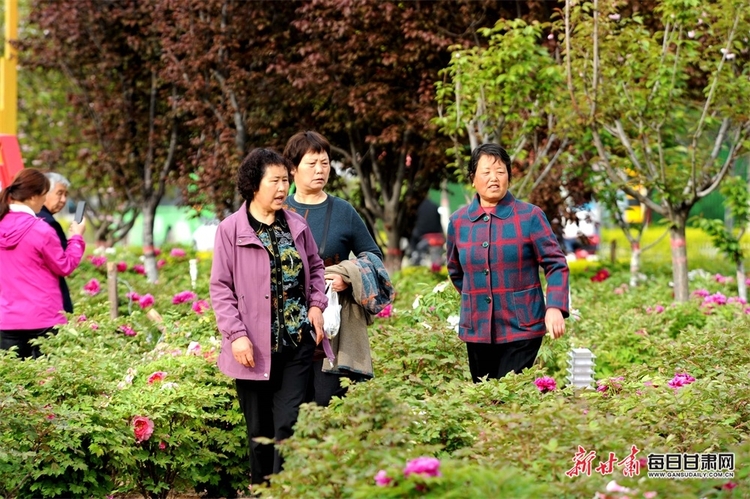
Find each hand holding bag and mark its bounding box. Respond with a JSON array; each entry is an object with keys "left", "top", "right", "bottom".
[{"left": 322, "top": 280, "right": 341, "bottom": 339}]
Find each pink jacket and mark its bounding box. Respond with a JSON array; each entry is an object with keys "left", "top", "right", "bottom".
[
  {"left": 0, "top": 211, "right": 85, "bottom": 330},
  {"left": 209, "top": 203, "right": 327, "bottom": 380}
]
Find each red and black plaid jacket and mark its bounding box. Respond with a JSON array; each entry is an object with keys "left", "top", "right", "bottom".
[{"left": 447, "top": 192, "right": 569, "bottom": 344}]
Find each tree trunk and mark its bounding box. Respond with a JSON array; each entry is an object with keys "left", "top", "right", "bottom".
[
  {"left": 629, "top": 242, "right": 641, "bottom": 288},
  {"left": 383, "top": 216, "right": 402, "bottom": 276},
  {"left": 669, "top": 216, "right": 690, "bottom": 302},
  {"left": 737, "top": 260, "right": 747, "bottom": 303},
  {"left": 142, "top": 203, "right": 159, "bottom": 283}
]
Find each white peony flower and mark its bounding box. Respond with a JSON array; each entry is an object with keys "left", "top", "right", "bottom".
[
  {"left": 412, "top": 295, "right": 421, "bottom": 310},
  {"left": 432, "top": 281, "right": 449, "bottom": 293}
]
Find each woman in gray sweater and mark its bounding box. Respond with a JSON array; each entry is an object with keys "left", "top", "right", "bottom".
[{"left": 284, "top": 131, "right": 384, "bottom": 406}]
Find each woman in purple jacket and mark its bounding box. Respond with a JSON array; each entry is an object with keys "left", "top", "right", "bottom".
[
  {"left": 446, "top": 144, "right": 569, "bottom": 383},
  {"left": 0, "top": 169, "right": 86, "bottom": 359},
  {"left": 209, "top": 148, "right": 327, "bottom": 486}
]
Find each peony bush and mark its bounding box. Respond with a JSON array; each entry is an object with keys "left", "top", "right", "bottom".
[{"left": 0, "top": 249, "right": 748, "bottom": 498}]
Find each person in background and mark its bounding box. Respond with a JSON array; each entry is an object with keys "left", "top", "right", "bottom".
[
  {"left": 283, "top": 130, "right": 391, "bottom": 407},
  {"left": 446, "top": 144, "right": 569, "bottom": 383},
  {"left": 210, "top": 148, "right": 327, "bottom": 486},
  {"left": 409, "top": 197, "right": 445, "bottom": 269},
  {"left": 0, "top": 169, "right": 86, "bottom": 359},
  {"left": 37, "top": 171, "right": 74, "bottom": 313}
]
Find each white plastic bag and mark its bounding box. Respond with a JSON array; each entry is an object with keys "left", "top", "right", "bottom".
[{"left": 322, "top": 280, "right": 341, "bottom": 339}]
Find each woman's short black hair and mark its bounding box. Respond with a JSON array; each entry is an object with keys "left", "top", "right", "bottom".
[
  {"left": 237, "top": 148, "right": 292, "bottom": 202},
  {"left": 283, "top": 130, "right": 331, "bottom": 167},
  {"left": 467, "top": 144, "right": 512, "bottom": 183}
]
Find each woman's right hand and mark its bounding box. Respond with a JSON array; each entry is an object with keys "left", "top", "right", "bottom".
[
  {"left": 69, "top": 220, "right": 86, "bottom": 237},
  {"left": 232, "top": 336, "right": 255, "bottom": 368}
]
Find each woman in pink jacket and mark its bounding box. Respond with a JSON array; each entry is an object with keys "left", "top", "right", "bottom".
[
  {"left": 209, "top": 148, "right": 327, "bottom": 487},
  {"left": 0, "top": 169, "right": 86, "bottom": 359}
]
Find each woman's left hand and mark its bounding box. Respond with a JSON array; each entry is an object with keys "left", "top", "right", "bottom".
[
  {"left": 308, "top": 306, "right": 325, "bottom": 345},
  {"left": 545, "top": 307, "right": 565, "bottom": 339},
  {"left": 324, "top": 273, "right": 349, "bottom": 292}
]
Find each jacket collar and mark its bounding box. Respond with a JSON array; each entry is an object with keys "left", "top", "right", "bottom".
[
  {"left": 467, "top": 191, "right": 516, "bottom": 222},
  {"left": 234, "top": 201, "right": 302, "bottom": 247}
]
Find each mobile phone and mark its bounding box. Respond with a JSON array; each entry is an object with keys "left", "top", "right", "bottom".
[{"left": 74, "top": 201, "right": 86, "bottom": 224}]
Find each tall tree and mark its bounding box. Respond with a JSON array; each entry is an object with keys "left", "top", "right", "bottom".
[
  {"left": 157, "top": 0, "right": 299, "bottom": 216},
  {"left": 20, "top": 0, "right": 186, "bottom": 282},
  {"left": 275, "top": 0, "right": 525, "bottom": 272},
  {"left": 434, "top": 18, "right": 594, "bottom": 230},
  {"left": 564, "top": 0, "right": 750, "bottom": 301}
]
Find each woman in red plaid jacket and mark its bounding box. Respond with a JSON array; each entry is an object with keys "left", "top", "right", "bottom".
[{"left": 446, "top": 143, "right": 570, "bottom": 383}]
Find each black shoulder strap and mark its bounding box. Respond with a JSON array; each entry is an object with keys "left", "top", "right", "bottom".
[{"left": 318, "top": 196, "right": 334, "bottom": 257}]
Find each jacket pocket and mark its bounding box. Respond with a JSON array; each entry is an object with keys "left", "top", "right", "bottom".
[
  {"left": 459, "top": 293, "right": 473, "bottom": 329},
  {"left": 512, "top": 287, "right": 545, "bottom": 328}
]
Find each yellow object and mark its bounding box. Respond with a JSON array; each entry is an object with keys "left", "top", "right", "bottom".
[{"left": 1, "top": 0, "right": 18, "bottom": 135}]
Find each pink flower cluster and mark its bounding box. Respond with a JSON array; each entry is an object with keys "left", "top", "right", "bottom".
[
  {"left": 714, "top": 273, "right": 733, "bottom": 284},
  {"left": 133, "top": 416, "right": 154, "bottom": 443},
  {"left": 120, "top": 325, "right": 137, "bottom": 337},
  {"left": 534, "top": 376, "right": 557, "bottom": 393},
  {"left": 138, "top": 294, "right": 154, "bottom": 309},
  {"left": 170, "top": 248, "right": 187, "bottom": 258},
  {"left": 192, "top": 300, "right": 210, "bottom": 315},
  {"left": 90, "top": 255, "right": 107, "bottom": 267},
  {"left": 172, "top": 291, "right": 197, "bottom": 304},
  {"left": 83, "top": 279, "right": 101, "bottom": 296},
  {"left": 404, "top": 456, "right": 441, "bottom": 478},
  {"left": 668, "top": 373, "right": 695, "bottom": 390},
  {"left": 644, "top": 305, "right": 665, "bottom": 314},
  {"left": 375, "top": 457, "right": 442, "bottom": 488},
  {"left": 376, "top": 303, "right": 393, "bottom": 318}
]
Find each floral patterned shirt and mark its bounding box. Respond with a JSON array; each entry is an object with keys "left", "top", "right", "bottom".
[{"left": 247, "top": 210, "right": 309, "bottom": 353}]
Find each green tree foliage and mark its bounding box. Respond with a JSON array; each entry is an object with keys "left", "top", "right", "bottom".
[
  {"left": 19, "top": 0, "right": 191, "bottom": 281},
  {"left": 563, "top": 0, "right": 750, "bottom": 301}
]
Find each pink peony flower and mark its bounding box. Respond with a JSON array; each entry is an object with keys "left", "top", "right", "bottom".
[
  {"left": 132, "top": 264, "right": 146, "bottom": 275},
  {"left": 90, "top": 322, "right": 99, "bottom": 330},
  {"left": 120, "top": 325, "right": 137, "bottom": 337},
  {"left": 534, "top": 376, "right": 557, "bottom": 393},
  {"left": 83, "top": 279, "right": 101, "bottom": 296},
  {"left": 722, "top": 482, "right": 738, "bottom": 490},
  {"left": 606, "top": 480, "right": 632, "bottom": 493},
  {"left": 704, "top": 292, "right": 727, "bottom": 305},
  {"left": 159, "top": 441, "right": 167, "bottom": 450},
  {"left": 77, "top": 314, "right": 87, "bottom": 323},
  {"left": 153, "top": 248, "right": 161, "bottom": 256},
  {"left": 172, "top": 290, "right": 197, "bottom": 304},
  {"left": 403, "top": 456, "right": 441, "bottom": 478},
  {"left": 608, "top": 13, "right": 621, "bottom": 21},
  {"left": 692, "top": 288, "right": 710, "bottom": 298},
  {"left": 170, "top": 248, "right": 187, "bottom": 258},
  {"left": 138, "top": 294, "right": 155, "bottom": 309},
  {"left": 116, "top": 261, "right": 128, "bottom": 273},
  {"left": 668, "top": 372, "right": 695, "bottom": 389},
  {"left": 374, "top": 470, "right": 392, "bottom": 487},
  {"left": 186, "top": 341, "right": 202, "bottom": 356},
  {"left": 376, "top": 303, "right": 393, "bottom": 318},
  {"left": 644, "top": 492, "right": 657, "bottom": 499},
  {"left": 192, "top": 299, "right": 210, "bottom": 314},
  {"left": 126, "top": 291, "right": 141, "bottom": 302},
  {"left": 133, "top": 416, "right": 154, "bottom": 443},
  {"left": 157, "top": 258, "right": 167, "bottom": 268},
  {"left": 147, "top": 371, "right": 167, "bottom": 384},
  {"left": 90, "top": 255, "right": 107, "bottom": 267}
]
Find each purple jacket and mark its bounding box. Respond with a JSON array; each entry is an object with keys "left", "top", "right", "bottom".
[
  {"left": 209, "top": 203, "right": 328, "bottom": 380},
  {"left": 447, "top": 192, "right": 569, "bottom": 344},
  {"left": 0, "top": 211, "right": 85, "bottom": 330}
]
